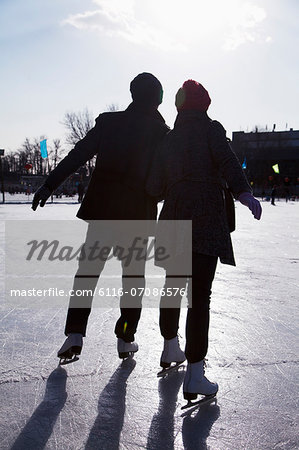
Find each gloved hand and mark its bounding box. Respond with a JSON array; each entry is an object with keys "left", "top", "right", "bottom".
[
  {"left": 238, "top": 192, "right": 262, "bottom": 220},
  {"left": 31, "top": 184, "right": 53, "bottom": 211}
]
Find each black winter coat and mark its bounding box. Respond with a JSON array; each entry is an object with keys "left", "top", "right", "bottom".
[
  {"left": 46, "top": 103, "right": 169, "bottom": 220},
  {"left": 147, "top": 111, "right": 252, "bottom": 266}
]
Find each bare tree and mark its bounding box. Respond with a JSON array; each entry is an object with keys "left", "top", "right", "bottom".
[
  {"left": 62, "top": 105, "right": 120, "bottom": 177},
  {"left": 106, "top": 103, "right": 119, "bottom": 112},
  {"left": 4, "top": 105, "right": 120, "bottom": 177},
  {"left": 48, "top": 138, "right": 63, "bottom": 172},
  {"left": 63, "top": 105, "right": 120, "bottom": 146},
  {"left": 63, "top": 108, "right": 93, "bottom": 147},
  {"left": 3, "top": 137, "right": 64, "bottom": 177},
  {"left": 62, "top": 108, "right": 94, "bottom": 175},
  {"left": 3, "top": 151, "right": 19, "bottom": 174}
]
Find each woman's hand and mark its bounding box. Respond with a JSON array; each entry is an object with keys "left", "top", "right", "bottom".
[{"left": 238, "top": 192, "right": 262, "bottom": 220}]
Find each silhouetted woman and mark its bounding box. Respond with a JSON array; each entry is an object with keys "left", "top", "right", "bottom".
[{"left": 147, "top": 80, "right": 262, "bottom": 401}]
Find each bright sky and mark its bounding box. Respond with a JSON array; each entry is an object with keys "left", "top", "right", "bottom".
[{"left": 1, "top": 0, "right": 298, "bottom": 153}]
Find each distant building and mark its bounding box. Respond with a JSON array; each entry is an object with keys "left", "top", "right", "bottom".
[{"left": 231, "top": 129, "right": 299, "bottom": 195}]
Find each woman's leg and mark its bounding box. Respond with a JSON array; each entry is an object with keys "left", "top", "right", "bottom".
[
  {"left": 185, "top": 253, "right": 218, "bottom": 363},
  {"left": 159, "top": 275, "right": 187, "bottom": 339}
]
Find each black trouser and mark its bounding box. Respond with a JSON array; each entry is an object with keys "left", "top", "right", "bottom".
[
  {"left": 159, "top": 253, "right": 218, "bottom": 363},
  {"left": 64, "top": 223, "right": 147, "bottom": 343}
]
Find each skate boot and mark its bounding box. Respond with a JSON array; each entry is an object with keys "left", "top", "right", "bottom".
[
  {"left": 183, "top": 360, "right": 218, "bottom": 400},
  {"left": 57, "top": 333, "right": 83, "bottom": 365},
  {"left": 117, "top": 338, "right": 138, "bottom": 359},
  {"left": 160, "top": 336, "right": 186, "bottom": 369}
]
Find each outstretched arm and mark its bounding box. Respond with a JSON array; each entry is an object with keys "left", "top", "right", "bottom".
[{"left": 32, "top": 115, "right": 103, "bottom": 210}]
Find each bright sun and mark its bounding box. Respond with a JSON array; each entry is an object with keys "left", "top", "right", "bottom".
[{"left": 144, "top": 0, "right": 266, "bottom": 50}]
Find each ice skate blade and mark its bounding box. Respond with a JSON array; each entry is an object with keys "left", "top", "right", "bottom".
[
  {"left": 181, "top": 394, "right": 216, "bottom": 414},
  {"left": 157, "top": 361, "right": 185, "bottom": 377},
  {"left": 59, "top": 356, "right": 79, "bottom": 366}
]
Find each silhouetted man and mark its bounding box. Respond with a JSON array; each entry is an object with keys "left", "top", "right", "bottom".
[{"left": 32, "top": 73, "right": 169, "bottom": 363}]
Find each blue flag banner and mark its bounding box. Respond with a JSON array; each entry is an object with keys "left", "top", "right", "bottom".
[
  {"left": 40, "top": 139, "right": 48, "bottom": 158},
  {"left": 242, "top": 157, "right": 247, "bottom": 169}
]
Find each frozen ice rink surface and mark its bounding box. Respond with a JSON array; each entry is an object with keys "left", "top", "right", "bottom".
[{"left": 0, "top": 200, "right": 298, "bottom": 449}]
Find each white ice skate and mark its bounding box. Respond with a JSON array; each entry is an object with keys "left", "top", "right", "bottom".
[
  {"left": 57, "top": 333, "right": 83, "bottom": 365},
  {"left": 182, "top": 360, "right": 218, "bottom": 408},
  {"left": 158, "top": 336, "right": 186, "bottom": 377},
  {"left": 117, "top": 338, "right": 138, "bottom": 359}
]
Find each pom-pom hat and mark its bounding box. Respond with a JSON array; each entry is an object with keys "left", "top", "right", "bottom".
[{"left": 175, "top": 79, "right": 211, "bottom": 111}]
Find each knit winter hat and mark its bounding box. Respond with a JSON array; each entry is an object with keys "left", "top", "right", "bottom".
[
  {"left": 175, "top": 79, "right": 211, "bottom": 111},
  {"left": 130, "top": 73, "right": 163, "bottom": 106}
]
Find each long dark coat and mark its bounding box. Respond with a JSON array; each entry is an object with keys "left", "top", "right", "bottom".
[
  {"left": 147, "top": 111, "right": 252, "bottom": 266},
  {"left": 45, "top": 103, "right": 169, "bottom": 220}
]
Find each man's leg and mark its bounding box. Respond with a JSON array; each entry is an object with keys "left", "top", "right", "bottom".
[
  {"left": 114, "top": 241, "right": 147, "bottom": 343},
  {"left": 64, "top": 270, "right": 105, "bottom": 336},
  {"left": 64, "top": 223, "right": 112, "bottom": 336}
]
